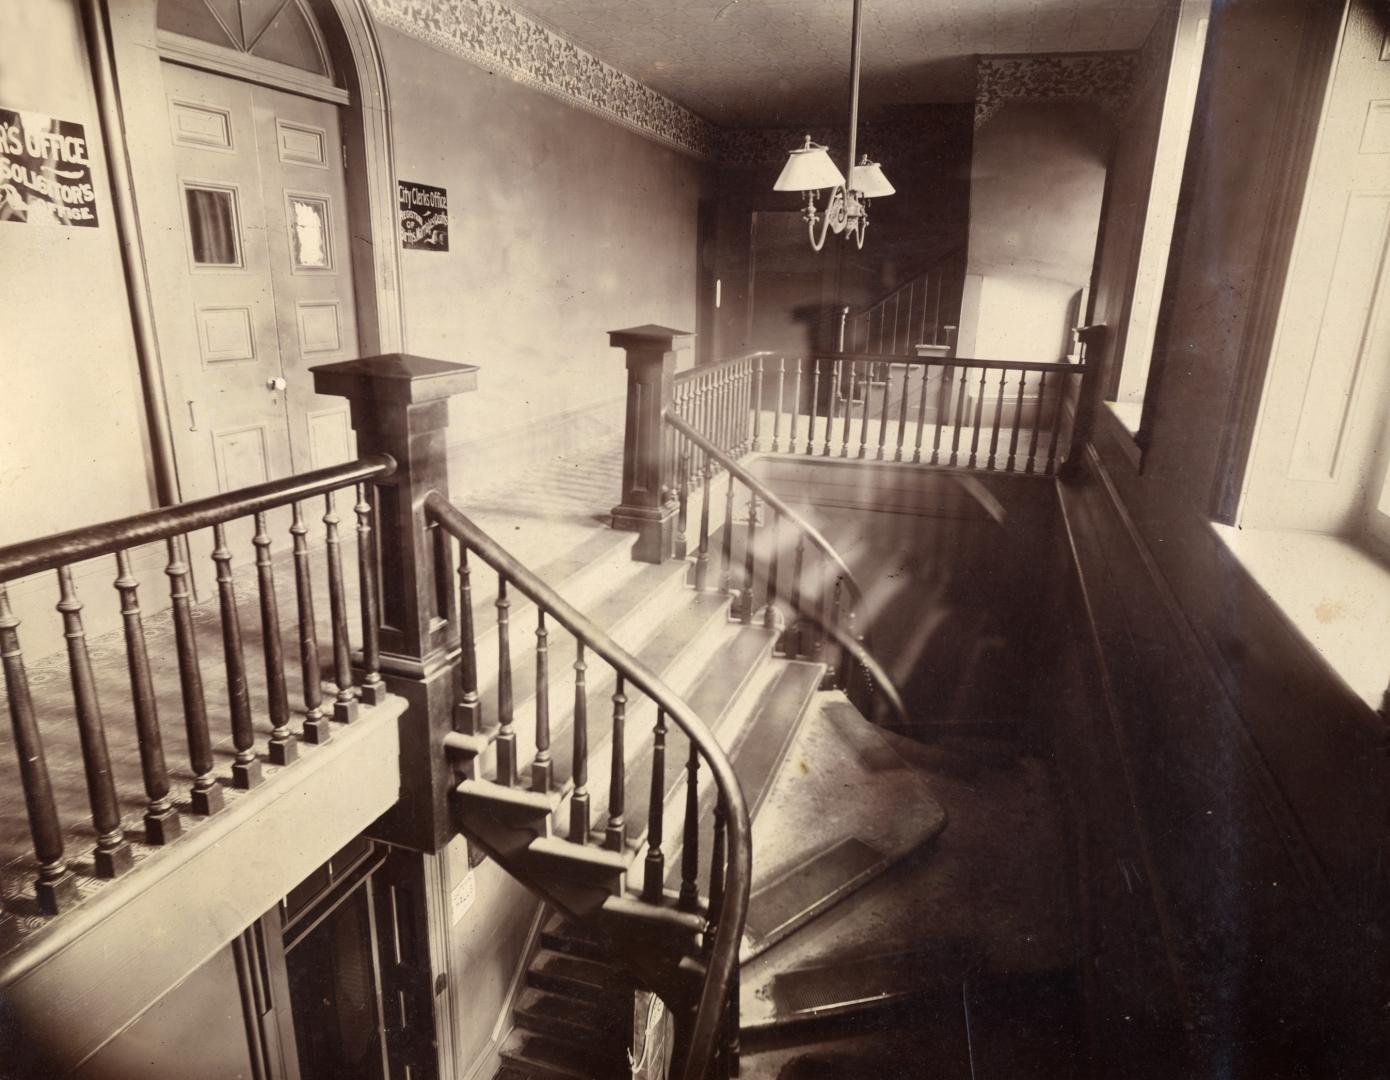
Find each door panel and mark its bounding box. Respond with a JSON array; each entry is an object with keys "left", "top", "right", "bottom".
[
  {"left": 163, "top": 61, "right": 295, "bottom": 496},
  {"left": 250, "top": 82, "right": 360, "bottom": 471}
]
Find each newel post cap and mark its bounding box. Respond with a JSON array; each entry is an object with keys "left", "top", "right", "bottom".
[
  {"left": 311, "top": 353, "right": 480, "bottom": 405},
  {"left": 608, "top": 325, "right": 694, "bottom": 353}
]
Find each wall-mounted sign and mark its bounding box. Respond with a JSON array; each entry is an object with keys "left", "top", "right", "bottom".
[
  {"left": 398, "top": 180, "right": 447, "bottom": 251},
  {"left": 0, "top": 108, "right": 98, "bottom": 227}
]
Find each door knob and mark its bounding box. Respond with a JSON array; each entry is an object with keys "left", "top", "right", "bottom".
[{"left": 267, "top": 376, "right": 287, "bottom": 391}]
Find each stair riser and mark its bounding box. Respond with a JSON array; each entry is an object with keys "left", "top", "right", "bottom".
[
  {"left": 540, "top": 929, "right": 609, "bottom": 963},
  {"left": 527, "top": 969, "right": 630, "bottom": 1006},
  {"left": 514, "top": 1007, "right": 626, "bottom": 1046}
]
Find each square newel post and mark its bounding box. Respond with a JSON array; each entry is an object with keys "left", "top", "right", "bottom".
[
  {"left": 313, "top": 353, "right": 479, "bottom": 853},
  {"left": 610, "top": 325, "right": 692, "bottom": 563}
]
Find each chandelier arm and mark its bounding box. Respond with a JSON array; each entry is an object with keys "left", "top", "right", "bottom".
[{"left": 809, "top": 190, "right": 836, "bottom": 252}]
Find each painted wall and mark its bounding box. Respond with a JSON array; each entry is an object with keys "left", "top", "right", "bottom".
[
  {"left": 377, "top": 27, "right": 713, "bottom": 473},
  {"left": 1063, "top": 0, "right": 1390, "bottom": 1070},
  {"left": 0, "top": 0, "right": 155, "bottom": 546},
  {"left": 960, "top": 100, "right": 1109, "bottom": 361}
]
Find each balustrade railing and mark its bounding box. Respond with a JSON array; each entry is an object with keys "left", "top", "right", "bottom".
[
  {"left": 664, "top": 413, "right": 908, "bottom": 727},
  {"left": 839, "top": 251, "right": 964, "bottom": 356},
  {"left": 0, "top": 455, "right": 395, "bottom": 913},
  {"left": 426, "top": 493, "right": 749, "bottom": 1080},
  {"left": 749, "top": 351, "right": 1093, "bottom": 476}
]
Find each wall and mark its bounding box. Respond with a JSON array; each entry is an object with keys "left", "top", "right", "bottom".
[
  {"left": 0, "top": 0, "right": 155, "bottom": 545},
  {"left": 960, "top": 100, "right": 1109, "bottom": 361},
  {"left": 1061, "top": 0, "right": 1390, "bottom": 1071},
  {"left": 377, "top": 27, "right": 713, "bottom": 473}
]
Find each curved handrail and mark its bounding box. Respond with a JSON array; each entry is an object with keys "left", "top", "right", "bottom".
[
  {"left": 666, "top": 412, "right": 864, "bottom": 608},
  {"left": 0, "top": 454, "right": 397, "bottom": 582},
  {"left": 423, "top": 492, "right": 749, "bottom": 1080},
  {"left": 664, "top": 412, "right": 909, "bottom": 728}
]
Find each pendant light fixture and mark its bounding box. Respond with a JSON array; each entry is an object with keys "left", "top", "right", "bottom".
[{"left": 773, "top": 0, "right": 894, "bottom": 251}]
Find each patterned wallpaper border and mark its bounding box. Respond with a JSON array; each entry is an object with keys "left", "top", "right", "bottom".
[
  {"left": 367, "top": 0, "right": 719, "bottom": 159},
  {"left": 975, "top": 53, "right": 1139, "bottom": 128}
]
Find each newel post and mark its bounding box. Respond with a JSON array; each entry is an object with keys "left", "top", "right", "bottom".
[
  {"left": 1062, "top": 323, "right": 1108, "bottom": 479},
  {"left": 313, "top": 354, "right": 479, "bottom": 853},
  {"left": 610, "top": 325, "right": 692, "bottom": 563}
]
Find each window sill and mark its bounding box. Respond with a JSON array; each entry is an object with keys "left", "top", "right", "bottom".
[
  {"left": 1212, "top": 524, "right": 1390, "bottom": 712},
  {"left": 1106, "top": 400, "right": 1143, "bottom": 437}
]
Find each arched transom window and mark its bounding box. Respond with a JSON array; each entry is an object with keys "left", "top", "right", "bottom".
[{"left": 157, "top": 0, "right": 333, "bottom": 79}]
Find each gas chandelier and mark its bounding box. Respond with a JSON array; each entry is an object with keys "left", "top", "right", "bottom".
[{"left": 772, "top": 0, "right": 894, "bottom": 251}]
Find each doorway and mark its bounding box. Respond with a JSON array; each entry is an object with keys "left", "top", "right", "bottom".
[{"left": 153, "top": 0, "right": 363, "bottom": 501}]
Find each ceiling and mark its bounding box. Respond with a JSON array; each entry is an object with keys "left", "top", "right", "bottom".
[{"left": 510, "top": 0, "right": 1170, "bottom": 127}]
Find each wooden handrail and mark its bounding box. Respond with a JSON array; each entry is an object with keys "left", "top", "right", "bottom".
[
  {"left": 664, "top": 412, "right": 909, "bottom": 727},
  {"left": 666, "top": 413, "right": 863, "bottom": 608},
  {"left": 0, "top": 455, "right": 396, "bottom": 582},
  {"left": 817, "top": 351, "right": 1085, "bottom": 373},
  {"left": 673, "top": 349, "right": 774, "bottom": 386},
  {"left": 424, "top": 491, "right": 750, "bottom": 1080}
]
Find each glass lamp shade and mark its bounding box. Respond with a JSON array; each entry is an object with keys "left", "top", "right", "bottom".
[
  {"left": 849, "top": 160, "right": 895, "bottom": 198},
  {"left": 773, "top": 144, "right": 846, "bottom": 192}
]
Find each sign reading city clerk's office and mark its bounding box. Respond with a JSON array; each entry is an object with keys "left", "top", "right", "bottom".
[
  {"left": 0, "top": 108, "right": 99, "bottom": 227},
  {"left": 398, "top": 180, "right": 447, "bottom": 251}
]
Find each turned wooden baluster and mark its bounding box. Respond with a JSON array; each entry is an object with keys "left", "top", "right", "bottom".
[
  {"left": 679, "top": 746, "right": 701, "bottom": 911},
  {"left": 709, "top": 794, "right": 728, "bottom": 932},
  {"left": 455, "top": 547, "right": 481, "bottom": 735},
  {"left": 323, "top": 492, "right": 358, "bottom": 724},
  {"left": 1047, "top": 375, "right": 1068, "bottom": 474},
  {"left": 968, "top": 368, "right": 989, "bottom": 468},
  {"left": 0, "top": 584, "right": 78, "bottom": 912},
  {"left": 752, "top": 356, "right": 764, "bottom": 450},
  {"left": 211, "top": 524, "right": 262, "bottom": 790},
  {"left": 532, "top": 611, "right": 551, "bottom": 793},
  {"left": 988, "top": 372, "right": 1008, "bottom": 470},
  {"left": 288, "top": 504, "right": 329, "bottom": 744},
  {"left": 495, "top": 575, "right": 518, "bottom": 786},
  {"left": 770, "top": 357, "right": 784, "bottom": 453},
  {"left": 840, "top": 362, "right": 856, "bottom": 459},
  {"left": 720, "top": 470, "right": 736, "bottom": 595},
  {"left": 790, "top": 535, "right": 806, "bottom": 658},
  {"left": 1008, "top": 372, "right": 1027, "bottom": 472},
  {"left": 114, "top": 550, "right": 181, "bottom": 843},
  {"left": 742, "top": 491, "right": 759, "bottom": 625},
  {"left": 695, "top": 459, "right": 712, "bottom": 591},
  {"left": 877, "top": 364, "right": 892, "bottom": 459},
  {"left": 355, "top": 484, "right": 386, "bottom": 706},
  {"left": 166, "top": 538, "right": 222, "bottom": 811},
  {"left": 1027, "top": 373, "right": 1047, "bottom": 474},
  {"left": 765, "top": 508, "right": 780, "bottom": 632},
  {"left": 858, "top": 362, "right": 873, "bottom": 459},
  {"left": 807, "top": 359, "right": 821, "bottom": 455},
  {"left": 606, "top": 675, "right": 627, "bottom": 851},
  {"left": 913, "top": 363, "right": 931, "bottom": 463},
  {"left": 56, "top": 566, "right": 134, "bottom": 876},
  {"left": 570, "top": 641, "right": 590, "bottom": 843},
  {"left": 950, "top": 366, "right": 970, "bottom": 466},
  {"left": 824, "top": 359, "right": 838, "bottom": 457},
  {"left": 896, "top": 364, "right": 913, "bottom": 461},
  {"left": 789, "top": 359, "right": 802, "bottom": 454},
  {"left": 931, "top": 364, "right": 950, "bottom": 465},
  {"left": 675, "top": 452, "right": 690, "bottom": 561},
  {"left": 831, "top": 577, "right": 850, "bottom": 688},
  {"left": 644, "top": 708, "right": 668, "bottom": 902},
  {"left": 251, "top": 513, "right": 295, "bottom": 768}
]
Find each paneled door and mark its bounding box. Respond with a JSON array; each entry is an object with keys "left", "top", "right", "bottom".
[{"left": 162, "top": 60, "right": 358, "bottom": 501}]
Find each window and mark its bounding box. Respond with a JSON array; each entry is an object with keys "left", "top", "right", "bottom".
[{"left": 184, "top": 182, "right": 242, "bottom": 266}]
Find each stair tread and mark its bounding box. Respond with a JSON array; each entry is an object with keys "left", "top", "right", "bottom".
[
  {"left": 664, "top": 659, "right": 824, "bottom": 894},
  {"left": 501, "top": 1029, "right": 622, "bottom": 1080},
  {"left": 530, "top": 949, "right": 631, "bottom": 993}
]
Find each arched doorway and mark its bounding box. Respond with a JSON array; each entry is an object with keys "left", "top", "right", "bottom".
[{"left": 140, "top": 0, "right": 401, "bottom": 499}]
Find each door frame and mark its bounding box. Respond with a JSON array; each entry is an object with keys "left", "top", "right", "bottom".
[{"left": 104, "top": 0, "right": 403, "bottom": 505}]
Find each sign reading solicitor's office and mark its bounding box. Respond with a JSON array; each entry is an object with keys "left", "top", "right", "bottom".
[
  {"left": 0, "top": 108, "right": 99, "bottom": 227},
  {"left": 398, "top": 180, "right": 448, "bottom": 251}
]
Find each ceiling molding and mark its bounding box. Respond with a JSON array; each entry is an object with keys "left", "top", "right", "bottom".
[
  {"left": 975, "top": 53, "right": 1140, "bottom": 129},
  {"left": 366, "top": 0, "right": 718, "bottom": 159}
]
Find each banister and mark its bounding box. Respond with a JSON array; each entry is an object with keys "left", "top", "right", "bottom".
[
  {"left": 672, "top": 349, "right": 775, "bottom": 386},
  {"left": 423, "top": 491, "right": 750, "bottom": 1080},
  {"left": 0, "top": 454, "right": 396, "bottom": 582},
  {"left": 664, "top": 412, "right": 910, "bottom": 728},
  {"left": 665, "top": 412, "right": 863, "bottom": 608},
  {"left": 815, "top": 351, "right": 1085, "bottom": 373}
]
